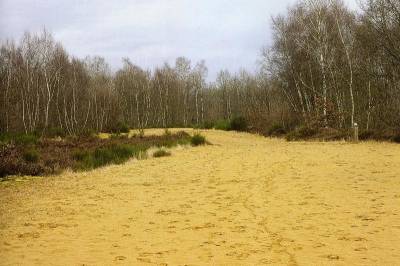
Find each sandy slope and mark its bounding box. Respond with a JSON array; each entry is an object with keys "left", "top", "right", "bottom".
[{"left": 1, "top": 129, "right": 400, "bottom": 265}]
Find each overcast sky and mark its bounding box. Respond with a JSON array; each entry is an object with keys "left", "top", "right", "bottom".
[{"left": 0, "top": 0, "right": 359, "bottom": 80}]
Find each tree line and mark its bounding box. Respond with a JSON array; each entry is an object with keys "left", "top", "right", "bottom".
[{"left": 1, "top": 0, "right": 399, "bottom": 137}]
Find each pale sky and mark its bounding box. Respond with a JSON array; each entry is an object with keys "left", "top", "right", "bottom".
[{"left": 0, "top": 0, "right": 359, "bottom": 80}]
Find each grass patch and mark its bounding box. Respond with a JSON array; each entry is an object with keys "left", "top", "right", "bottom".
[
  {"left": 0, "top": 133, "right": 39, "bottom": 145},
  {"left": 153, "top": 149, "right": 171, "bottom": 158},
  {"left": 73, "top": 144, "right": 142, "bottom": 170},
  {"left": 191, "top": 133, "right": 206, "bottom": 146}
]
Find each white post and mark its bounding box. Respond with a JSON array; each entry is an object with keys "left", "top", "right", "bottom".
[{"left": 354, "top": 122, "right": 359, "bottom": 143}]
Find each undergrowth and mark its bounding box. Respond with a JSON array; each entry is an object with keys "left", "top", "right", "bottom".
[
  {"left": 0, "top": 131, "right": 193, "bottom": 178},
  {"left": 153, "top": 149, "right": 171, "bottom": 158},
  {"left": 73, "top": 144, "right": 145, "bottom": 170}
]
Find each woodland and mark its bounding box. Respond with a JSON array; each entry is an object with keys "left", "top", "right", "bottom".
[{"left": 1, "top": 0, "right": 399, "bottom": 141}]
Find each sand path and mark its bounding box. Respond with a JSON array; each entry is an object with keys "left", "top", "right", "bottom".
[{"left": 1, "top": 129, "right": 400, "bottom": 265}]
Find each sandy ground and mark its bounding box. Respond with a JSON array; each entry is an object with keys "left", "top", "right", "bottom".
[{"left": 1, "top": 129, "right": 400, "bottom": 265}]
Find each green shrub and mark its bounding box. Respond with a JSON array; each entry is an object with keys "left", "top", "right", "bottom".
[
  {"left": 191, "top": 133, "right": 206, "bottom": 146},
  {"left": 214, "top": 119, "right": 231, "bottom": 131},
  {"left": 230, "top": 116, "right": 247, "bottom": 131},
  {"left": 23, "top": 149, "right": 39, "bottom": 163},
  {"left": 267, "top": 124, "right": 287, "bottom": 136},
  {"left": 153, "top": 149, "right": 171, "bottom": 158}
]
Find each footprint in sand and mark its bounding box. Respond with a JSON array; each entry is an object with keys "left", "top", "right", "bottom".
[
  {"left": 326, "top": 254, "right": 340, "bottom": 260},
  {"left": 114, "top": 255, "right": 126, "bottom": 261},
  {"left": 18, "top": 232, "right": 40, "bottom": 239}
]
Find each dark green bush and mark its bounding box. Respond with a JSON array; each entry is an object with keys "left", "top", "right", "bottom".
[
  {"left": 23, "top": 149, "right": 39, "bottom": 163},
  {"left": 267, "top": 124, "right": 287, "bottom": 136},
  {"left": 214, "top": 119, "right": 231, "bottom": 131},
  {"left": 229, "top": 116, "right": 247, "bottom": 131},
  {"left": 153, "top": 149, "right": 171, "bottom": 158},
  {"left": 191, "top": 133, "right": 206, "bottom": 146}
]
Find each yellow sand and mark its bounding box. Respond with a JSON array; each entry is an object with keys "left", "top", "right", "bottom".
[{"left": 1, "top": 129, "right": 400, "bottom": 265}]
